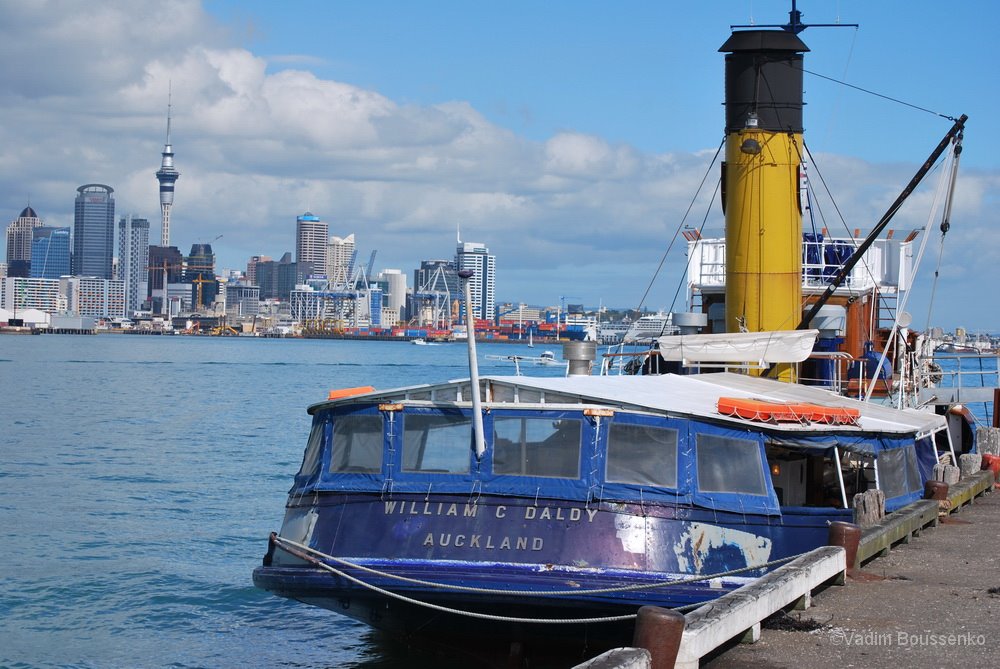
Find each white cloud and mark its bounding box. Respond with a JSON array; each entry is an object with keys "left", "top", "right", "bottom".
[{"left": 0, "top": 1, "right": 997, "bottom": 329}]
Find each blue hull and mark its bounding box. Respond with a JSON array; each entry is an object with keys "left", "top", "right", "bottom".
[{"left": 253, "top": 492, "right": 849, "bottom": 645}]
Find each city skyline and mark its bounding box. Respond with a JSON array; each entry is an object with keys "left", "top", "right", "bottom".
[{"left": 0, "top": 2, "right": 997, "bottom": 329}]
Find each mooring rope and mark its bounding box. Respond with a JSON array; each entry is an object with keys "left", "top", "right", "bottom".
[{"left": 270, "top": 535, "right": 810, "bottom": 624}]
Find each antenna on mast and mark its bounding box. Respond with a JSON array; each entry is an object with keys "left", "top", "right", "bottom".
[
  {"left": 731, "top": 0, "right": 857, "bottom": 34},
  {"left": 166, "top": 80, "right": 173, "bottom": 144}
]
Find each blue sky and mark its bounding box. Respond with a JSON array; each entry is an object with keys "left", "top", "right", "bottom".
[
  {"left": 2, "top": 0, "right": 998, "bottom": 330},
  {"left": 206, "top": 0, "right": 996, "bottom": 168}
]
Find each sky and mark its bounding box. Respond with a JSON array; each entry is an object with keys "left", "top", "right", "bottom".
[{"left": 1, "top": 0, "right": 998, "bottom": 330}]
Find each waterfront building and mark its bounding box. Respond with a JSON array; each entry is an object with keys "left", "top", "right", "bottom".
[
  {"left": 6, "top": 206, "right": 44, "bottom": 274},
  {"left": 117, "top": 216, "right": 150, "bottom": 314},
  {"left": 30, "top": 227, "right": 71, "bottom": 279},
  {"left": 246, "top": 255, "right": 271, "bottom": 286},
  {"left": 225, "top": 283, "right": 260, "bottom": 318},
  {"left": 289, "top": 286, "right": 324, "bottom": 323},
  {"left": 296, "top": 213, "right": 328, "bottom": 280},
  {"left": 186, "top": 243, "right": 218, "bottom": 309},
  {"left": 60, "top": 276, "right": 125, "bottom": 318},
  {"left": 155, "top": 95, "right": 180, "bottom": 247},
  {"left": 1, "top": 276, "right": 60, "bottom": 312},
  {"left": 374, "top": 269, "right": 406, "bottom": 325},
  {"left": 455, "top": 240, "right": 496, "bottom": 321},
  {"left": 73, "top": 184, "right": 115, "bottom": 279},
  {"left": 327, "top": 233, "right": 355, "bottom": 286},
  {"left": 256, "top": 252, "right": 299, "bottom": 301}
]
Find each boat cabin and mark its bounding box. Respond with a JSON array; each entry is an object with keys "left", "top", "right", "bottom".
[{"left": 292, "top": 373, "right": 945, "bottom": 519}]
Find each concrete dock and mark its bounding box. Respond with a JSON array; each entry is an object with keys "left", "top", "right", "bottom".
[{"left": 704, "top": 486, "right": 1000, "bottom": 669}]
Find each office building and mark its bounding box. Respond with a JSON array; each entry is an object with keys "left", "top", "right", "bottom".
[
  {"left": 257, "top": 252, "right": 299, "bottom": 301},
  {"left": 6, "top": 206, "right": 44, "bottom": 276},
  {"left": 225, "top": 283, "right": 260, "bottom": 318},
  {"left": 117, "top": 216, "right": 150, "bottom": 314},
  {"left": 147, "top": 245, "right": 183, "bottom": 314},
  {"left": 374, "top": 269, "right": 406, "bottom": 325},
  {"left": 186, "top": 243, "right": 218, "bottom": 310},
  {"left": 73, "top": 184, "right": 115, "bottom": 279},
  {"left": 455, "top": 240, "right": 496, "bottom": 321},
  {"left": 246, "top": 255, "right": 271, "bottom": 286},
  {"left": 60, "top": 276, "right": 125, "bottom": 318},
  {"left": 1, "top": 277, "right": 60, "bottom": 312},
  {"left": 30, "top": 227, "right": 72, "bottom": 279},
  {"left": 296, "top": 212, "right": 327, "bottom": 279},
  {"left": 327, "top": 233, "right": 355, "bottom": 285}
]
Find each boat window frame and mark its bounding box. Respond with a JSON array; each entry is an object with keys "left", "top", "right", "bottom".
[
  {"left": 399, "top": 408, "right": 475, "bottom": 476},
  {"left": 491, "top": 411, "right": 584, "bottom": 479},
  {"left": 602, "top": 414, "right": 683, "bottom": 492},
  {"left": 291, "top": 412, "right": 330, "bottom": 491},
  {"left": 325, "top": 405, "right": 387, "bottom": 476},
  {"left": 690, "top": 424, "right": 780, "bottom": 516}
]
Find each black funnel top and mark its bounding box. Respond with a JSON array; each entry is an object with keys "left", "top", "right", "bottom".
[{"left": 720, "top": 30, "right": 809, "bottom": 133}]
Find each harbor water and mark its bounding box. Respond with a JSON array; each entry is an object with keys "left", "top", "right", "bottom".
[
  {"left": 1, "top": 335, "right": 994, "bottom": 668},
  {"left": 0, "top": 335, "right": 565, "bottom": 669}
]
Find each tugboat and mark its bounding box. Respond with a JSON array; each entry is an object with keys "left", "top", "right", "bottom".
[{"left": 254, "top": 2, "right": 974, "bottom": 658}]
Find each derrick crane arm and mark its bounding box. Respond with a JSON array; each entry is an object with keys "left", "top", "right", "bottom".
[{"left": 797, "top": 114, "right": 967, "bottom": 330}]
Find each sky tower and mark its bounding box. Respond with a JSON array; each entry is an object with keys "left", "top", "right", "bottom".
[{"left": 155, "top": 90, "right": 180, "bottom": 247}]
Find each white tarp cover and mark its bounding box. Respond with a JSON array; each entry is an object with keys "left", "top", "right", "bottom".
[
  {"left": 479, "top": 372, "right": 945, "bottom": 436},
  {"left": 655, "top": 329, "right": 819, "bottom": 363},
  {"left": 317, "top": 370, "right": 946, "bottom": 437}
]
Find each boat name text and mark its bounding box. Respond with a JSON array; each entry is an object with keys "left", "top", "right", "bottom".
[{"left": 382, "top": 501, "right": 599, "bottom": 523}]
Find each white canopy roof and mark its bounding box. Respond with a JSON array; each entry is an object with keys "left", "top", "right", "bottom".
[{"left": 479, "top": 372, "right": 944, "bottom": 436}]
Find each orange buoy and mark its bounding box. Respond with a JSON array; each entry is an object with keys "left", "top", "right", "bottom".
[{"left": 326, "top": 385, "right": 375, "bottom": 401}]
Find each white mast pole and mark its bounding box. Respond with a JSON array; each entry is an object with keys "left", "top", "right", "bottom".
[{"left": 459, "top": 270, "right": 486, "bottom": 459}]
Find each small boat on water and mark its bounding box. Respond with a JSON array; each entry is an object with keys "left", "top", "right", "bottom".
[
  {"left": 254, "top": 2, "right": 988, "bottom": 660},
  {"left": 535, "top": 350, "right": 560, "bottom": 366}
]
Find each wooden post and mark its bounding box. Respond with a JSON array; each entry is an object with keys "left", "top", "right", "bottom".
[
  {"left": 925, "top": 480, "right": 949, "bottom": 500},
  {"left": 633, "top": 606, "right": 685, "bottom": 669},
  {"left": 828, "top": 521, "right": 861, "bottom": 571}
]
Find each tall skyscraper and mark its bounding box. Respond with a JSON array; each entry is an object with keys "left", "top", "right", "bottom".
[
  {"left": 295, "top": 212, "right": 328, "bottom": 279},
  {"left": 118, "top": 216, "right": 150, "bottom": 314},
  {"left": 455, "top": 240, "right": 496, "bottom": 321},
  {"left": 155, "top": 93, "right": 180, "bottom": 247},
  {"left": 30, "top": 227, "right": 71, "bottom": 279},
  {"left": 327, "top": 233, "right": 356, "bottom": 286},
  {"left": 73, "top": 184, "right": 115, "bottom": 279},
  {"left": 6, "top": 206, "right": 43, "bottom": 275}
]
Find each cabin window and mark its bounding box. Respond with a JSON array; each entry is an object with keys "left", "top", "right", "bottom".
[
  {"left": 402, "top": 414, "right": 472, "bottom": 474},
  {"left": 696, "top": 433, "right": 767, "bottom": 495},
  {"left": 493, "top": 416, "right": 581, "bottom": 478},
  {"left": 297, "top": 415, "right": 326, "bottom": 476},
  {"left": 876, "top": 446, "right": 922, "bottom": 498},
  {"left": 329, "top": 415, "right": 383, "bottom": 473},
  {"left": 606, "top": 423, "right": 678, "bottom": 488}
]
